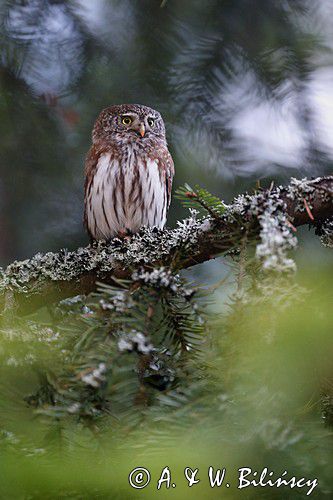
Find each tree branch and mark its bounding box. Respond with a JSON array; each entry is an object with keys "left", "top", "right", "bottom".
[{"left": 1, "top": 176, "right": 332, "bottom": 316}]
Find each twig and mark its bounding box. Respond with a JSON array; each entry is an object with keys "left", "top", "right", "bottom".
[{"left": 303, "top": 198, "right": 314, "bottom": 221}]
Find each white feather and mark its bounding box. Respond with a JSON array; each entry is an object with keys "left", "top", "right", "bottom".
[{"left": 86, "top": 148, "right": 166, "bottom": 240}]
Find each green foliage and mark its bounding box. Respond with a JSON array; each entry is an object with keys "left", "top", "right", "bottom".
[
  {"left": 0, "top": 267, "right": 332, "bottom": 498},
  {"left": 1, "top": 268, "right": 207, "bottom": 427},
  {"left": 176, "top": 184, "right": 226, "bottom": 218},
  {"left": 0, "top": 185, "right": 332, "bottom": 498}
]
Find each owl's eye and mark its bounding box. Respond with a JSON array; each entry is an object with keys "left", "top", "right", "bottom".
[
  {"left": 147, "top": 117, "right": 155, "bottom": 128},
  {"left": 122, "top": 116, "right": 132, "bottom": 125}
]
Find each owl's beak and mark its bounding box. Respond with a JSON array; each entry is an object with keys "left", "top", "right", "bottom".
[{"left": 139, "top": 123, "right": 146, "bottom": 137}]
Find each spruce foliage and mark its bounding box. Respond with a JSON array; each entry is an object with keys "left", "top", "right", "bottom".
[{"left": 0, "top": 183, "right": 332, "bottom": 499}]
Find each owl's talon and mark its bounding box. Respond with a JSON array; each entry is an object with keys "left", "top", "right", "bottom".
[{"left": 117, "top": 229, "right": 132, "bottom": 240}]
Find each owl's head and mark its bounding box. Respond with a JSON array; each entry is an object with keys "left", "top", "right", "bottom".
[{"left": 92, "top": 104, "right": 166, "bottom": 145}]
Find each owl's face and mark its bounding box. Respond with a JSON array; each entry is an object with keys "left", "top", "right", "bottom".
[{"left": 92, "top": 104, "right": 166, "bottom": 145}]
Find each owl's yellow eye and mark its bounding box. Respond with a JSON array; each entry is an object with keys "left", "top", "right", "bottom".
[
  {"left": 147, "top": 118, "right": 155, "bottom": 128},
  {"left": 122, "top": 116, "right": 132, "bottom": 125}
]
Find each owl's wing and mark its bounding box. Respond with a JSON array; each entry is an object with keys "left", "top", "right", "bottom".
[
  {"left": 84, "top": 143, "right": 111, "bottom": 238},
  {"left": 158, "top": 147, "right": 175, "bottom": 211}
]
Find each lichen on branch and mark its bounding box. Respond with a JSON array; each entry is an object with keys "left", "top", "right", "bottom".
[{"left": 0, "top": 175, "right": 332, "bottom": 315}]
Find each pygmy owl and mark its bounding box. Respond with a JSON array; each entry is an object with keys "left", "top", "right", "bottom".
[{"left": 84, "top": 104, "right": 174, "bottom": 240}]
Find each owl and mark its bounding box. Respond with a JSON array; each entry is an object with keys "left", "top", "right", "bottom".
[{"left": 84, "top": 104, "right": 174, "bottom": 241}]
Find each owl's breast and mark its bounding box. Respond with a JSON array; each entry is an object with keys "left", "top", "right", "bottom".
[
  {"left": 85, "top": 149, "right": 167, "bottom": 240},
  {"left": 121, "top": 147, "right": 167, "bottom": 232}
]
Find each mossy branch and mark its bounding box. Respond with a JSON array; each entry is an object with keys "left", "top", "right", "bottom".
[{"left": 0, "top": 175, "right": 332, "bottom": 316}]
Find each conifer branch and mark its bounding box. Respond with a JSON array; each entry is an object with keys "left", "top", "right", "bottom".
[{"left": 0, "top": 175, "right": 332, "bottom": 316}]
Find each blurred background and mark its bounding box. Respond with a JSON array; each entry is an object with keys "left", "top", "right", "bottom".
[{"left": 0, "top": 0, "right": 333, "bottom": 267}]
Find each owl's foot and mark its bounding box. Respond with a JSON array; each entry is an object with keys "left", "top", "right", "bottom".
[{"left": 117, "top": 228, "right": 133, "bottom": 241}]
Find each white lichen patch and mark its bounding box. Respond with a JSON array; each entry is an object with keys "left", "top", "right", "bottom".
[
  {"left": 99, "top": 290, "right": 130, "bottom": 313},
  {"left": 132, "top": 266, "right": 195, "bottom": 299},
  {"left": 80, "top": 363, "right": 107, "bottom": 388},
  {"left": 286, "top": 176, "right": 332, "bottom": 213},
  {"left": 67, "top": 402, "right": 81, "bottom": 414},
  {"left": 6, "top": 356, "right": 19, "bottom": 367},
  {"left": 132, "top": 267, "right": 179, "bottom": 292},
  {"left": 256, "top": 209, "right": 297, "bottom": 273},
  {"left": 0, "top": 430, "right": 20, "bottom": 445},
  {"left": 118, "top": 330, "right": 154, "bottom": 355},
  {"left": 286, "top": 177, "right": 316, "bottom": 212},
  {"left": 247, "top": 189, "right": 297, "bottom": 273},
  {"left": 318, "top": 218, "right": 333, "bottom": 248}
]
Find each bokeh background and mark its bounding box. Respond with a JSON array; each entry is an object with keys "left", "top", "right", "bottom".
[{"left": 0, "top": 0, "right": 333, "bottom": 268}]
